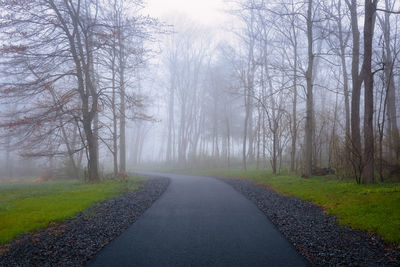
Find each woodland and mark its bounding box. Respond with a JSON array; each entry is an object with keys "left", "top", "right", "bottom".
[{"left": 0, "top": 0, "right": 399, "bottom": 185}]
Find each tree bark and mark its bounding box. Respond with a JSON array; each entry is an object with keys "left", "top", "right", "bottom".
[
  {"left": 111, "top": 43, "right": 118, "bottom": 176},
  {"left": 290, "top": 23, "right": 298, "bottom": 173},
  {"left": 243, "top": 95, "right": 249, "bottom": 170},
  {"left": 118, "top": 26, "right": 126, "bottom": 174},
  {"left": 304, "top": 0, "right": 314, "bottom": 178},
  {"left": 166, "top": 78, "right": 175, "bottom": 162},
  {"left": 337, "top": 0, "right": 351, "bottom": 161},
  {"left": 362, "top": 0, "right": 378, "bottom": 184},
  {"left": 347, "top": 0, "right": 363, "bottom": 183}
]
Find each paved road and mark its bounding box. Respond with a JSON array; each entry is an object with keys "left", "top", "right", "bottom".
[{"left": 87, "top": 172, "right": 309, "bottom": 267}]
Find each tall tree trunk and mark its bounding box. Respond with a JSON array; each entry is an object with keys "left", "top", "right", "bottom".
[
  {"left": 347, "top": 0, "right": 363, "bottom": 183},
  {"left": 272, "top": 128, "right": 277, "bottom": 175},
  {"left": 377, "top": 69, "right": 387, "bottom": 181},
  {"left": 337, "top": 0, "right": 351, "bottom": 161},
  {"left": 179, "top": 100, "right": 187, "bottom": 163},
  {"left": 83, "top": 113, "right": 99, "bottom": 182},
  {"left": 118, "top": 30, "right": 126, "bottom": 174},
  {"left": 246, "top": 7, "right": 256, "bottom": 165},
  {"left": 247, "top": 101, "right": 254, "bottom": 162},
  {"left": 79, "top": 46, "right": 99, "bottom": 182},
  {"left": 87, "top": 26, "right": 100, "bottom": 178},
  {"left": 119, "top": 83, "right": 126, "bottom": 173},
  {"left": 93, "top": 108, "right": 99, "bottom": 170},
  {"left": 134, "top": 123, "right": 144, "bottom": 164},
  {"left": 262, "top": 106, "right": 267, "bottom": 168},
  {"left": 362, "top": 0, "right": 377, "bottom": 184},
  {"left": 166, "top": 79, "right": 175, "bottom": 162},
  {"left": 243, "top": 96, "right": 249, "bottom": 170},
  {"left": 92, "top": 85, "right": 99, "bottom": 178},
  {"left": 266, "top": 61, "right": 277, "bottom": 175},
  {"left": 330, "top": 92, "right": 339, "bottom": 167},
  {"left": 111, "top": 47, "right": 118, "bottom": 176},
  {"left": 290, "top": 28, "right": 298, "bottom": 173},
  {"left": 304, "top": 0, "right": 314, "bottom": 178}
]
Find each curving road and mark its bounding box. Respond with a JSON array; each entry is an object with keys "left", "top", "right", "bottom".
[{"left": 87, "top": 172, "right": 309, "bottom": 267}]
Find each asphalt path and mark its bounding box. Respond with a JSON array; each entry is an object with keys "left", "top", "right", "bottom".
[{"left": 87, "top": 172, "right": 309, "bottom": 267}]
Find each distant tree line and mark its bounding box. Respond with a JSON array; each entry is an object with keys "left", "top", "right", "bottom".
[{"left": 161, "top": 0, "right": 400, "bottom": 184}]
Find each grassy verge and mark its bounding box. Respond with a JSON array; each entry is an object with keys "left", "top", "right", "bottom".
[
  {"left": 0, "top": 177, "right": 143, "bottom": 245},
  {"left": 191, "top": 168, "right": 400, "bottom": 245}
]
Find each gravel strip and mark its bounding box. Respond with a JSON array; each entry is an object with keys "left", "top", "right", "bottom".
[
  {"left": 217, "top": 177, "right": 400, "bottom": 266},
  {"left": 0, "top": 176, "right": 170, "bottom": 267}
]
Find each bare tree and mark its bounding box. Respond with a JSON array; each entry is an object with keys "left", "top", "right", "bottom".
[
  {"left": 0, "top": 0, "right": 159, "bottom": 180},
  {"left": 345, "top": 0, "right": 363, "bottom": 183},
  {"left": 0, "top": 0, "right": 103, "bottom": 181}
]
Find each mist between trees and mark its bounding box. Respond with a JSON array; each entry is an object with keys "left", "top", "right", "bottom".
[{"left": 0, "top": 0, "right": 399, "bottom": 184}]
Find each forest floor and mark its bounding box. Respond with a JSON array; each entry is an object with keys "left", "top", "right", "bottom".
[
  {"left": 0, "top": 177, "right": 143, "bottom": 245},
  {"left": 188, "top": 169, "right": 400, "bottom": 245}
]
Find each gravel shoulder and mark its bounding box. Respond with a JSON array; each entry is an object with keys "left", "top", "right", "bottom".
[
  {"left": 0, "top": 176, "right": 170, "bottom": 267},
  {"left": 217, "top": 176, "right": 400, "bottom": 266}
]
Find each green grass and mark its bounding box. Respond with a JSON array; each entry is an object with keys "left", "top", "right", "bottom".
[
  {"left": 0, "top": 177, "right": 143, "bottom": 245},
  {"left": 191, "top": 168, "right": 400, "bottom": 245}
]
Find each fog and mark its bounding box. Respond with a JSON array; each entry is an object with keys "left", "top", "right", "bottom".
[{"left": 0, "top": 0, "right": 399, "bottom": 184}]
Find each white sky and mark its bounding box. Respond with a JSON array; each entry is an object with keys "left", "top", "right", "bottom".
[{"left": 144, "top": 0, "right": 229, "bottom": 26}]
